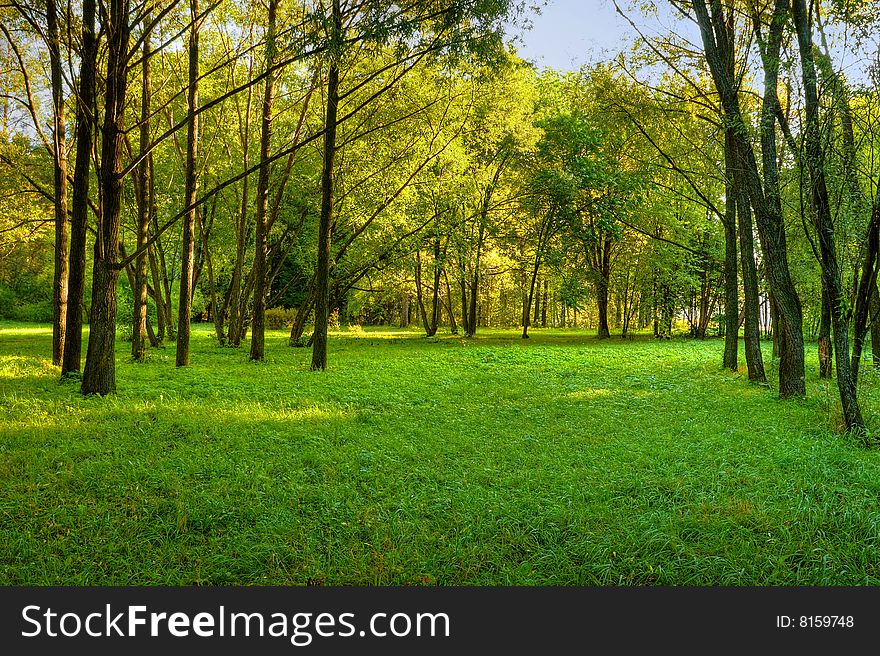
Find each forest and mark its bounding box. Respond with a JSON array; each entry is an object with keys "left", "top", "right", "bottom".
[{"left": 4, "top": 0, "right": 880, "bottom": 586}]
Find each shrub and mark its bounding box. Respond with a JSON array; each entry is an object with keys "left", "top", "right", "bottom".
[{"left": 265, "top": 307, "right": 297, "bottom": 330}]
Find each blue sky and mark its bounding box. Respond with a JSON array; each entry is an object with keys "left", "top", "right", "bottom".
[
  {"left": 505, "top": 0, "right": 873, "bottom": 82},
  {"left": 505, "top": 0, "right": 641, "bottom": 71}
]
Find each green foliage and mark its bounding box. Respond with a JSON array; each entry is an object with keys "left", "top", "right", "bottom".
[
  {"left": 4, "top": 323, "right": 880, "bottom": 585},
  {"left": 264, "top": 307, "right": 297, "bottom": 330}
]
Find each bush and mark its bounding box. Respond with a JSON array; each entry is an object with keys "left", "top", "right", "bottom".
[{"left": 265, "top": 307, "right": 297, "bottom": 330}]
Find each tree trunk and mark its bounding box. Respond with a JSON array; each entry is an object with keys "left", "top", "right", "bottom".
[
  {"left": 287, "top": 274, "right": 315, "bottom": 345},
  {"left": 250, "top": 0, "right": 278, "bottom": 362},
  {"left": 198, "top": 204, "right": 224, "bottom": 345},
  {"left": 541, "top": 279, "right": 548, "bottom": 328},
  {"left": 735, "top": 174, "right": 765, "bottom": 382},
  {"left": 693, "top": 0, "right": 805, "bottom": 398},
  {"left": 871, "top": 285, "right": 880, "bottom": 369},
  {"left": 442, "top": 269, "right": 458, "bottom": 334},
  {"left": 61, "top": 0, "right": 97, "bottom": 377},
  {"left": 311, "top": 2, "right": 341, "bottom": 371},
  {"left": 818, "top": 284, "right": 832, "bottom": 379},
  {"left": 48, "top": 0, "right": 68, "bottom": 367},
  {"left": 415, "top": 251, "right": 429, "bottom": 332},
  {"left": 81, "top": 0, "right": 129, "bottom": 395},
  {"left": 428, "top": 236, "right": 442, "bottom": 337},
  {"left": 459, "top": 276, "right": 471, "bottom": 336},
  {"left": 792, "top": 0, "right": 864, "bottom": 431},
  {"left": 522, "top": 253, "right": 541, "bottom": 340},
  {"left": 176, "top": 0, "right": 200, "bottom": 368},
  {"left": 132, "top": 15, "right": 151, "bottom": 361},
  {"left": 150, "top": 162, "right": 176, "bottom": 341},
  {"left": 596, "top": 279, "right": 610, "bottom": 339}
]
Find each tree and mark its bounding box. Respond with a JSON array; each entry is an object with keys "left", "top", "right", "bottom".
[{"left": 689, "top": 0, "right": 806, "bottom": 398}]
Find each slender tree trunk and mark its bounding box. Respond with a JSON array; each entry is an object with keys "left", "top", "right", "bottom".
[
  {"left": 132, "top": 16, "right": 152, "bottom": 361},
  {"left": 48, "top": 0, "right": 68, "bottom": 367},
  {"left": 460, "top": 275, "right": 470, "bottom": 336},
  {"left": 311, "top": 0, "right": 341, "bottom": 371},
  {"left": 250, "top": 0, "right": 278, "bottom": 362},
  {"left": 722, "top": 139, "right": 738, "bottom": 368},
  {"left": 818, "top": 284, "right": 832, "bottom": 378},
  {"left": 428, "top": 236, "right": 442, "bottom": 336},
  {"left": 792, "top": 0, "right": 864, "bottom": 431},
  {"left": 735, "top": 173, "right": 765, "bottom": 382},
  {"left": 522, "top": 252, "right": 541, "bottom": 339},
  {"left": 81, "top": 0, "right": 129, "bottom": 395},
  {"left": 176, "top": 0, "right": 200, "bottom": 367},
  {"left": 541, "top": 279, "right": 548, "bottom": 328},
  {"left": 596, "top": 238, "right": 612, "bottom": 339},
  {"left": 443, "top": 269, "right": 457, "bottom": 334},
  {"left": 61, "top": 0, "right": 97, "bottom": 377},
  {"left": 198, "top": 205, "right": 224, "bottom": 345},
  {"left": 468, "top": 257, "right": 480, "bottom": 337},
  {"left": 871, "top": 285, "right": 880, "bottom": 369},
  {"left": 415, "top": 251, "right": 429, "bottom": 331},
  {"left": 693, "top": 0, "right": 805, "bottom": 397},
  {"left": 228, "top": 109, "right": 252, "bottom": 347},
  {"left": 148, "top": 243, "right": 165, "bottom": 342},
  {"left": 150, "top": 158, "right": 176, "bottom": 341}
]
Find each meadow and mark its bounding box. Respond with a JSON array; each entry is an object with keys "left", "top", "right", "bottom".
[{"left": 2, "top": 321, "right": 880, "bottom": 585}]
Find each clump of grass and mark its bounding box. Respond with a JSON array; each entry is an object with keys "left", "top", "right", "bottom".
[{"left": 2, "top": 321, "right": 880, "bottom": 585}]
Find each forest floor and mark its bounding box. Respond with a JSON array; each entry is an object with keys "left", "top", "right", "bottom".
[{"left": 3, "top": 321, "right": 880, "bottom": 585}]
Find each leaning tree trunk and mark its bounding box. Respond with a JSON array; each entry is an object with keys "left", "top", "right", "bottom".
[
  {"left": 61, "top": 0, "right": 97, "bottom": 377},
  {"left": 176, "top": 0, "right": 200, "bottom": 368},
  {"left": 792, "top": 0, "right": 864, "bottom": 431},
  {"left": 693, "top": 0, "right": 804, "bottom": 397},
  {"left": 81, "top": 0, "right": 129, "bottom": 395}
]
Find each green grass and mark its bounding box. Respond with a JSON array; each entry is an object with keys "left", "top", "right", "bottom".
[{"left": 3, "top": 320, "right": 880, "bottom": 585}]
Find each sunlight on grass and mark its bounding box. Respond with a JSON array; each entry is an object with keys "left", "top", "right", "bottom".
[
  {"left": 566, "top": 388, "right": 613, "bottom": 400},
  {"left": 3, "top": 325, "right": 880, "bottom": 585}
]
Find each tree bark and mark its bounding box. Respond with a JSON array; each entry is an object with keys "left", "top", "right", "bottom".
[
  {"left": 311, "top": 0, "right": 341, "bottom": 371},
  {"left": 692, "top": 0, "right": 804, "bottom": 397},
  {"left": 61, "top": 0, "right": 97, "bottom": 377},
  {"left": 792, "top": 0, "right": 864, "bottom": 431},
  {"left": 81, "top": 0, "right": 129, "bottom": 395},
  {"left": 818, "top": 284, "right": 832, "bottom": 379},
  {"left": 541, "top": 279, "right": 548, "bottom": 328},
  {"left": 595, "top": 238, "right": 612, "bottom": 339},
  {"left": 48, "top": 0, "right": 68, "bottom": 367},
  {"left": 735, "top": 177, "right": 765, "bottom": 382},
  {"left": 176, "top": 0, "right": 200, "bottom": 368},
  {"left": 250, "top": 0, "right": 278, "bottom": 362},
  {"left": 132, "top": 14, "right": 152, "bottom": 361}
]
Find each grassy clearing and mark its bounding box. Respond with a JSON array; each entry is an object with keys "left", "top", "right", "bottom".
[{"left": 2, "top": 321, "right": 880, "bottom": 585}]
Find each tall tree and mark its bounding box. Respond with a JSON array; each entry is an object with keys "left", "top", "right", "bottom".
[
  {"left": 61, "top": 0, "right": 97, "bottom": 378},
  {"left": 690, "top": 0, "right": 806, "bottom": 398},
  {"left": 47, "top": 0, "right": 68, "bottom": 367},
  {"left": 81, "top": 0, "right": 131, "bottom": 395},
  {"left": 791, "top": 0, "right": 864, "bottom": 431},
  {"left": 311, "top": 0, "right": 341, "bottom": 371},
  {"left": 250, "top": 0, "right": 279, "bottom": 362},
  {"left": 176, "top": 0, "right": 201, "bottom": 368},
  {"left": 132, "top": 11, "right": 153, "bottom": 361}
]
